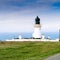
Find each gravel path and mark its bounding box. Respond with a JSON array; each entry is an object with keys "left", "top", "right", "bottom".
[{"left": 45, "top": 53, "right": 60, "bottom": 60}]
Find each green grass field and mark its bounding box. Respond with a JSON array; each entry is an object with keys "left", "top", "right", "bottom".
[{"left": 0, "top": 41, "right": 60, "bottom": 60}]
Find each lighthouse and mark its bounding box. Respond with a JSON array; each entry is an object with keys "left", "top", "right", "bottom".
[{"left": 32, "top": 16, "right": 41, "bottom": 39}]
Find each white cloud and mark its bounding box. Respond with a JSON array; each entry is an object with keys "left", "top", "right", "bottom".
[{"left": 0, "top": 7, "right": 60, "bottom": 33}]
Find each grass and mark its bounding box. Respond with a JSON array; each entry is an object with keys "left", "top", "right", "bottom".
[{"left": 0, "top": 41, "right": 60, "bottom": 60}]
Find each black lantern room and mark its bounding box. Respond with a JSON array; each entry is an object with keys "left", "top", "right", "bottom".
[{"left": 35, "top": 16, "right": 40, "bottom": 24}]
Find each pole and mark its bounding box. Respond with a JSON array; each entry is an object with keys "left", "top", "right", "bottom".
[{"left": 59, "top": 29, "right": 60, "bottom": 41}]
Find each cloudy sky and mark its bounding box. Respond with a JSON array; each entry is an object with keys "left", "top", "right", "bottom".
[{"left": 0, "top": 0, "right": 60, "bottom": 33}]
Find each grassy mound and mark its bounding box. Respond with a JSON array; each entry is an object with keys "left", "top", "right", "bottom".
[{"left": 0, "top": 41, "right": 60, "bottom": 60}]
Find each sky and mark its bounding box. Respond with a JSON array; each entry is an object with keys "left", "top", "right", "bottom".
[{"left": 0, "top": 0, "right": 60, "bottom": 33}]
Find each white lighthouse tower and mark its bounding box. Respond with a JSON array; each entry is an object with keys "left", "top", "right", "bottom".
[{"left": 32, "top": 16, "right": 41, "bottom": 39}]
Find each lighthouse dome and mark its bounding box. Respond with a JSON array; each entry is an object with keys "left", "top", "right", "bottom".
[{"left": 35, "top": 16, "right": 40, "bottom": 24}]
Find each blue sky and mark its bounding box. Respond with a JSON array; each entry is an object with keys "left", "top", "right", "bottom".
[{"left": 0, "top": 0, "right": 60, "bottom": 33}]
